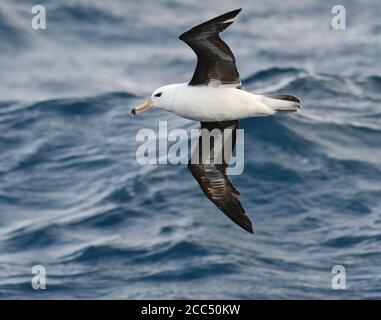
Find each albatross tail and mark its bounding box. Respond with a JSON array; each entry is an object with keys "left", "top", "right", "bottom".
[{"left": 261, "top": 95, "right": 302, "bottom": 114}]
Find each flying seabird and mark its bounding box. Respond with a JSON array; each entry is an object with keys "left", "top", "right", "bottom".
[{"left": 131, "top": 9, "right": 301, "bottom": 233}]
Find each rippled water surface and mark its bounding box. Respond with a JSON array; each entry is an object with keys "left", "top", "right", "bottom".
[{"left": 0, "top": 0, "right": 381, "bottom": 299}]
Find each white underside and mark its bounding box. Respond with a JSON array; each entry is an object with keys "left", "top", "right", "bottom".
[{"left": 159, "top": 83, "right": 299, "bottom": 122}]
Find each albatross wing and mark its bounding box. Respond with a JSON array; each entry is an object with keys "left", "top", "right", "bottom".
[
  {"left": 179, "top": 9, "right": 242, "bottom": 87},
  {"left": 188, "top": 121, "right": 253, "bottom": 233}
]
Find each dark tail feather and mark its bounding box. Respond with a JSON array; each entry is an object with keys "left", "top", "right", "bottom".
[{"left": 265, "top": 95, "right": 302, "bottom": 113}]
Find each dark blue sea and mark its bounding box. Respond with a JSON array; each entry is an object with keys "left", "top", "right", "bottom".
[{"left": 0, "top": 0, "right": 380, "bottom": 299}]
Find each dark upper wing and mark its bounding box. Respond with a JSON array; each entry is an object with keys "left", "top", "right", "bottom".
[
  {"left": 188, "top": 120, "right": 253, "bottom": 233},
  {"left": 179, "top": 9, "right": 242, "bottom": 87}
]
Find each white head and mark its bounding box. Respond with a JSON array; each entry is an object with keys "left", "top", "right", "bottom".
[{"left": 131, "top": 84, "right": 177, "bottom": 116}]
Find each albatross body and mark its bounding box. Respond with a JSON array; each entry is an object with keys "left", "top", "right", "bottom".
[
  {"left": 148, "top": 83, "right": 300, "bottom": 121},
  {"left": 132, "top": 9, "right": 301, "bottom": 234}
]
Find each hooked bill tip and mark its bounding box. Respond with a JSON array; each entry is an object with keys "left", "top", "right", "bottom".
[{"left": 131, "top": 108, "right": 137, "bottom": 116}]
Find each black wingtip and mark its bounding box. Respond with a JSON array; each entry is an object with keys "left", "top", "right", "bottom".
[
  {"left": 231, "top": 8, "right": 243, "bottom": 15},
  {"left": 242, "top": 221, "right": 254, "bottom": 234},
  {"left": 214, "top": 8, "right": 242, "bottom": 21},
  {"left": 179, "top": 8, "right": 243, "bottom": 40}
]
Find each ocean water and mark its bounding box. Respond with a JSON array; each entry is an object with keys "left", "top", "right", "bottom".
[{"left": 0, "top": 0, "right": 381, "bottom": 299}]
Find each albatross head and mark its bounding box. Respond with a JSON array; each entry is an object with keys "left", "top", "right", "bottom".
[{"left": 131, "top": 84, "right": 177, "bottom": 116}]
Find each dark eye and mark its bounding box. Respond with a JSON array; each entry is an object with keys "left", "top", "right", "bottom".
[{"left": 154, "top": 92, "right": 162, "bottom": 97}]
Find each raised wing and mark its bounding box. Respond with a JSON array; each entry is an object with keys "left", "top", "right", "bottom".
[
  {"left": 179, "top": 9, "right": 242, "bottom": 87},
  {"left": 188, "top": 120, "right": 253, "bottom": 233}
]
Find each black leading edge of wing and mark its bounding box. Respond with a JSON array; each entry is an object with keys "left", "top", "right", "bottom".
[
  {"left": 179, "top": 9, "right": 242, "bottom": 87},
  {"left": 188, "top": 121, "right": 253, "bottom": 234}
]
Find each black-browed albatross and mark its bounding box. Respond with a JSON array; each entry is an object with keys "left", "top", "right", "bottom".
[{"left": 131, "top": 9, "right": 301, "bottom": 233}]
